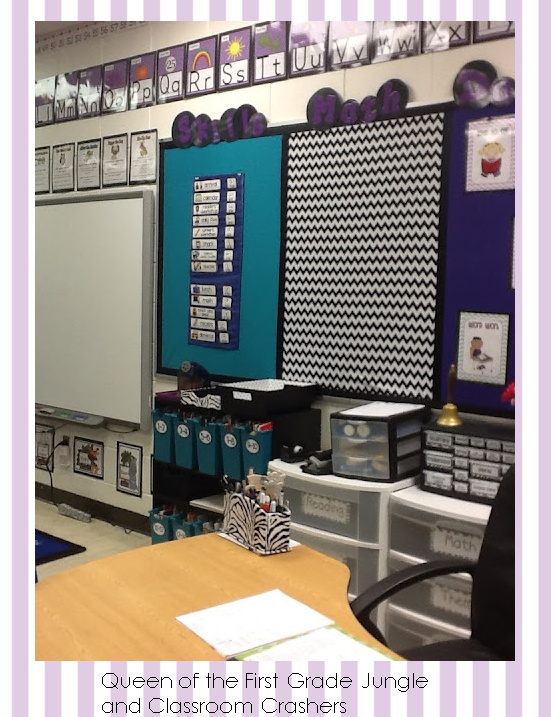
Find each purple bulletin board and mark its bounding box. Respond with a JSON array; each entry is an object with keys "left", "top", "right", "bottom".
[{"left": 439, "top": 103, "right": 515, "bottom": 415}]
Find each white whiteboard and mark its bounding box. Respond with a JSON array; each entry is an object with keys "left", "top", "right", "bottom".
[{"left": 35, "top": 191, "right": 154, "bottom": 428}]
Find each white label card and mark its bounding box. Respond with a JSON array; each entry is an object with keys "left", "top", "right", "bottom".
[{"left": 431, "top": 525, "right": 483, "bottom": 560}]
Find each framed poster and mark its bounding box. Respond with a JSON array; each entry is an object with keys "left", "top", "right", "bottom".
[
  {"left": 289, "top": 22, "right": 328, "bottom": 78},
  {"left": 156, "top": 45, "right": 185, "bottom": 103},
  {"left": 129, "top": 52, "right": 156, "bottom": 109},
  {"left": 328, "top": 21, "right": 372, "bottom": 70},
  {"left": 52, "top": 143, "right": 75, "bottom": 193},
  {"left": 35, "top": 146, "right": 50, "bottom": 194},
  {"left": 185, "top": 36, "right": 218, "bottom": 97},
  {"left": 130, "top": 129, "right": 157, "bottom": 184},
  {"left": 73, "top": 437, "right": 104, "bottom": 479},
  {"left": 253, "top": 21, "right": 288, "bottom": 84},
  {"left": 218, "top": 26, "right": 252, "bottom": 92},
  {"left": 77, "top": 139, "right": 101, "bottom": 190},
  {"left": 77, "top": 65, "right": 103, "bottom": 119},
  {"left": 101, "top": 58, "right": 129, "bottom": 113},
  {"left": 116, "top": 442, "right": 143, "bottom": 497},
  {"left": 35, "top": 424, "right": 54, "bottom": 471},
  {"left": 102, "top": 133, "right": 128, "bottom": 187},
  {"left": 456, "top": 311, "right": 510, "bottom": 385},
  {"left": 474, "top": 21, "right": 515, "bottom": 42},
  {"left": 465, "top": 115, "right": 515, "bottom": 192},
  {"left": 422, "top": 22, "right": 471, "bottom": 53}
]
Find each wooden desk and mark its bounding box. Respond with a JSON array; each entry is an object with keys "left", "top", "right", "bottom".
[{"left": 36, "top": 533, "right": 399, "bottom": 661}]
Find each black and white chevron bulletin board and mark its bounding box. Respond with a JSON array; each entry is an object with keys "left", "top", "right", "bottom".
[{"left": 282, "top": 113, "right": 447, "bottom": 400}]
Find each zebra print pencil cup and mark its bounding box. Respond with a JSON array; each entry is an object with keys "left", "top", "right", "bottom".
[{"left": 222, "top": 493, "right": 291, "bottom": 555}]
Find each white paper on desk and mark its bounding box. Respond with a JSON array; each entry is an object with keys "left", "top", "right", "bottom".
[
  {"left": 176, "top": 589, "right": 333, "bottom": 658},
  {"left": 240, "top": 625, "right": 395, "bottom": 661}
]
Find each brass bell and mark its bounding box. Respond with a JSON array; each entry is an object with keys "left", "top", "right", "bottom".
[{"left": 437, "top": 364, "right": 463, "bottom": 427}]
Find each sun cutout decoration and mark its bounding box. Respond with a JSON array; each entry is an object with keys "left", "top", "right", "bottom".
[{"left": 226, "top": 35, "right": 244, "bottom": 61}]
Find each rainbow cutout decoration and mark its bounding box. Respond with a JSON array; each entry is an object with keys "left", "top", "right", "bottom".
[{"left": 192, "top": 50, "right": 212, "bottom": 71}]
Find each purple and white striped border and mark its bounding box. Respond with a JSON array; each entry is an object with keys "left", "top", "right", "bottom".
[{"left": 18, "top": 1, "right": 541, "bottom": 715}]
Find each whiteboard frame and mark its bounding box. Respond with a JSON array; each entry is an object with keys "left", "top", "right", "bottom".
[{"left": 35, "top": 189, "right": 154, "bottom": 430}]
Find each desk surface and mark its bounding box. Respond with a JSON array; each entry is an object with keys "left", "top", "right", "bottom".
[{"left": 36, "top": 533, "right": 399, "bottom": 661}]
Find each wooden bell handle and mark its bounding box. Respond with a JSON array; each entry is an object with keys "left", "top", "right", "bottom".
[{"left": 447, "top": 364, "right": 457, "bottom": 403}]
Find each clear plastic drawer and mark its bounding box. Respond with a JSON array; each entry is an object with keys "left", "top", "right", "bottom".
[
  {"left": 289, "top": 523, "right": 380, "bottom": 598},
  {"left": 385, "top": 604, "right": 470, "bottom": 654},
  {"left": 387, "top": 551, "right": 473, "bottom": 631},
  {"left": 389, "top": 488, "right": 489, "bottom": 563}
]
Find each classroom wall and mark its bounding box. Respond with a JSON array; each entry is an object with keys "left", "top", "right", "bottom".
[{"left": 34, "top": 22, "right": 515, "bottom": 516}]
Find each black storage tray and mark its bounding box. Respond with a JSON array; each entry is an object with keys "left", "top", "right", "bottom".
[
  {"left": 217, "top": 380, "right": 318, "bottom": 418},
  {"left": 156, "top": 382, "right": 318, "bottom": 420}
]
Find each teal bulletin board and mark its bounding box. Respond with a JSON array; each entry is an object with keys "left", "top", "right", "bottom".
[{"left": 158, "top": 135, "right": 283, "bottom": 379}]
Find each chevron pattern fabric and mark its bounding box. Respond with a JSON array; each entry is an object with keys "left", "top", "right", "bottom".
[{"left": 282, "top": 113, "right": 446, "bottom": 399}]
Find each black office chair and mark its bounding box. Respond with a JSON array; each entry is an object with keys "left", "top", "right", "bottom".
[{"left": 350, "top": 465, "right": 515, "bottom": 660}]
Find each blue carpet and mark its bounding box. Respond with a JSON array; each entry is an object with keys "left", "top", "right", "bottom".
[{"left": 35, "top": 529, "right": 86, "bottom": 565}]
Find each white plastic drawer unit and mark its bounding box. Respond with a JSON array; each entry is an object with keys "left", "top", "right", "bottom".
[
  {"left": 385, "top": 604, "right": 470, "bottom": 654},
  {"left": 387, "top": 551, "right": 473, "bottom": 631},
  {"left": 330, "top": 402, "right": 425, "bottom": 482},
  {"left": 289, "top": 523, "right": 379, "bottom": 598},
  {"left": 389, "top": 486, "right": 491, "bottom": 563},
  {"left": 269, "top": 459, "right": 417, "bottom": 544}
]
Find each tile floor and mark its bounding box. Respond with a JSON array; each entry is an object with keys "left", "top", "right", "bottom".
[{"left": 35, "top": 498, "right": 151, "bottom": 580}]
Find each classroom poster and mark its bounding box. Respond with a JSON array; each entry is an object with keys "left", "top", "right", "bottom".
[
  {"left": 102, "top": 134, "right": 128, "bottom": 186},
  {"left": 422, "top": 21, "right": 471, "bottom": 53},
  {"left": 77, "top": 139, "right": 101, "bottom": 190},
  {"left": 186, "top": 36, "right": 218, "bottom": 97},
  {"left": 129, "top": 130, "right": 157, "bottom": 184},
  {"left": 77, "top": 66, "right": 103, "bottom": 118},
  {"left": 456, "top": 311, "right": 510, "bottom": 385},
  {"left": 35, "top": 76, "right": 56, "bottom": 126},
  {"left": 371, "top": 21, "right": 420, "bottom": 63},
  {"left": 328, "top": 22, "right": 372, "bottom": 69},
  {"left": 102, "top": 59, "right": 129, "bottom": 113},
  {"left": 253, "top": 22, "right": 288, "bottom": 84},
  {"left": 218, "top": 26, "right": 252, "bottom": 91},
  {"left": 54, "top": 71, "right": 79, "bottom": 122},
  {"left": 51, "top": 143, "right": 75, "bottom": 192},
  {"left": 289, "top": 22, "right": 328, "bottom": 78},
  {"left": 189, "top": 173, "right": 244, "bottom": 349},
  {"left": 156, "top": 45, "right": 185, "bottom": 103},
  {"left": 129, "top": 53, "right": 156, "bottom": 109},
  {"left": 35, "top": 147, "right": 50, "bottom": 194}
]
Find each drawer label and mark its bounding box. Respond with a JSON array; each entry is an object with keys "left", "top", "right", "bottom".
[
  {"left": 424, "top": 470, "right": 452, "bottom": 490},
  {"left": 430, "top": 584, "right": 471, "bottom": 618},
  {"left": 470, "top": 479, "right": 499, "bottom": 499},
  {"left": 301, "top": 492, "right": 350, "bottom": 524},
  {"left": 425, "top": 431, "right": 453, "bottom": 449},
  {"left": 470, "top": 461, "right": 501, "bottom": 479},
  {"left": 431, "top": 525, "right": 483, "bottom": 559},
  {"left": 425, "top": 451, "right": 453, "bottom": 469}
]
